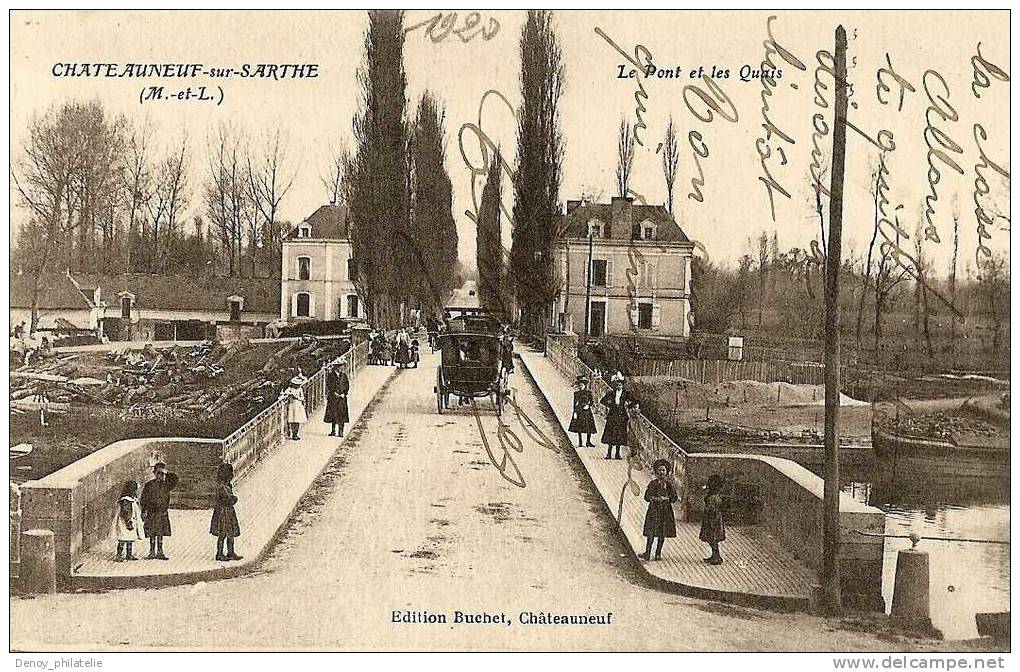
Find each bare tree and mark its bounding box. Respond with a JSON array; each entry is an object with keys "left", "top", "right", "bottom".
[
  {"left": 247, "top": 127, "right": 297, "bottom": 276},
  {"left": 872, "top": 225, "right": 910, "bottom": 351},
  {"left": 949, "top": 195, "right": 961, "bottom": 346},
  {"left": 912, "top": 214, "right": 934, "bottom": 359},
  {"left": 319, "top": 140, "right": 349, "bottom": 207},
  {"left": 12, "top": 104, "right": 88, "bottom": 331},
  {"left": 660, "top": 116, "right": 679, "bottom": 214},
  {"left": 616, "top": 117, "right": 635, "bottom": 197},
  {"left": 975, "top": 252, "right": 1009, "bottom": 353},
  {"left": 204, "top": 123, "right": 247, "bottom": 276},
  {"left": 753, "top": 231, "right": 770, "bottom": 328},
  {"left": 856, "top": 156, "right": 883, "bottom": 349},
  {"left": 146, "top": 133, "right": 189, "bottom": 273},
  {"left": 124, "top": 117, "right": 155, "bottom": 272}
]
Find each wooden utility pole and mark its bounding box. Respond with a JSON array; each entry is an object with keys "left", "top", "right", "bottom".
[{"left": 822, "top": 25, "right": 849, "bottom": 615}]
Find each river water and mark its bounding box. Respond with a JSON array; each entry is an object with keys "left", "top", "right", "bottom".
[{"left": 841, "top": 466, "right": 1010, "bottom": 640}]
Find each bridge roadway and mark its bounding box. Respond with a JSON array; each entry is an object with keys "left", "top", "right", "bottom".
[{"left": 11, "top": 350, "right": 916, "bottom": 651}]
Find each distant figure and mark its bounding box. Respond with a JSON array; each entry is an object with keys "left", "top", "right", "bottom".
[
  {"left": 699, "top": 474, "right": 727, "bottom": 565},
  {"left": 210, "top": 462, "right": 242, "bottom": 562},
  {"left": 599, "top": 375, "right": 639, "bottom": 460},
  {"left": 568, "top": 376, "right": 596, "bottom": 448},
  {"left": 324, "top": 362, "right": 350, "bottom": 437},
  {"left": 395, "top": 329, "right": 411, "bottom": 368},
  {"left": 140, "top": 462, "right": 179, "bottom": 560},
  {"left": 409, "top": 340, "right": 420, "bottom": 368},
  {"left": 13, "top": 321, "right": 25, "bottom": 339},
  {"left": 640, "top": 459, "right": 679, "bottom": 561},
  {"left": 280, "top": 375, "right": 308, "bottom": 440},
  {"left": 113, "top": 480, "right": 143, "bottom": 562},
  {"left": 500, "top": 334, "right": 514, "bottom": 375}
]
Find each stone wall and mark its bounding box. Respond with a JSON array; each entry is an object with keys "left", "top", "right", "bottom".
[
  {"left": 684, "top": 453, "right": 886, "bottom": 611},
  {"left": 19, "top": 437, "right": 221, "bottom": 578}
]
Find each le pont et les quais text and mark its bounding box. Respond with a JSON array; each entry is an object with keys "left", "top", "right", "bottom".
[{"left": 618, "top": 63, "right": 783, "bottom": 81}]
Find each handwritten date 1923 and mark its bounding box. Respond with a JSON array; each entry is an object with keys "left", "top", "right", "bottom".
[{"left": 404, "top": 12, "right": 499, "bottom": 44}]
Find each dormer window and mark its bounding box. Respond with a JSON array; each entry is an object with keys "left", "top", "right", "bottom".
[
  {"left": 634, "top": 220, "right": 657, "bottom": 241},
  {"left": 587, "top": 219, "right": 605, "bottom": 238},
  {"left": 297, "top": 225, "right": 311, "bottom": 238}
]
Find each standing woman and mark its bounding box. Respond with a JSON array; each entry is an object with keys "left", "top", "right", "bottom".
[
  {"left": 600, "top": 374, "right": 639, "bottom": 460},
  {"left": 640, "top": 459, "right": 679, "bottom": 561},
  {"left": 210, "top": 462, "right": 242, "bottom": 561},
  {"left": 700, "top": 474, "right": 727, "bottom": 565},
  {"left": 324, "top": 362, "right": 351, "bottom": 437},
  {"left": 567, "top": 376, "right": 597, "bottom": 448},
  {"left": 280, "top": 375, "right": 308, "bottom": 440}
]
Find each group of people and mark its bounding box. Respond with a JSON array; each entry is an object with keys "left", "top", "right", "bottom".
[
  {"left": 278, "top": 360, "right": 351, "bottom": 441},
  {"left": 367, "top": 328, "right": 420, "bottom": 368},
  {"left": 567, "top": 372, "right": 726, "bottom": 566},
  {"left": 114, "top": 460, "right": 243, "bottom": 563}
]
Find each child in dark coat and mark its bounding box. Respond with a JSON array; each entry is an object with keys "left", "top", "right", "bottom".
[
  {"left": 210, "top": 462, "right": 242, "bottom": 562},
  {"left": 700, "top": 474, "right": 727, "bottom": 565},
  {"left": 567, "top": 376, "right": 597, "bottom": 447},
  {"left": 640, "top": 459, "right": 679, "bottom": 561}
]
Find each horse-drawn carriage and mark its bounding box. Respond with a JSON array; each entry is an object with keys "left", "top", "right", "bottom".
[{"left": 434, "top": 308, "right": 510, "bottom": 416}]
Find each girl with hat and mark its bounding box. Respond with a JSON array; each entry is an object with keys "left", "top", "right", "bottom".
[
  {"left": 640, "top": 459, "right": 679, "bottom": 561},
  {"left": 699, "top": 474, "right": 727, "bottom": 565},
  {"left": 599, "top": 374, "right": 639, "bottom": 459},
  {"left": 567, "top": 375, "right": 597, "bottom": 448},
  {"left": 210, "top": 462, "right": 242, "bottom": 561},
  {"left": 280, "top": 374, "right": 308, "bottom": 440}
]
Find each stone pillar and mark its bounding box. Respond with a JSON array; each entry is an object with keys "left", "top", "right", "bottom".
[
  {"left": 20, "top": 529, "right": 56, "bottom": 594},
  {"left": 890, "top": 548, "right": 933, "bottom": 631}
]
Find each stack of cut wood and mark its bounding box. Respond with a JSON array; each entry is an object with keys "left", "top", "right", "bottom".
[{"left": 10, "top": 336, "right": 353, "bottom": 423}]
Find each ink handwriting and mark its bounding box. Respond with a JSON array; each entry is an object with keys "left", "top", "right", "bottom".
[
  {"left": 405, "top": 12, "right": 500, "bottom": 43},
  {"left": 754, "top": 15, "right": 808, "bottom": 221}
]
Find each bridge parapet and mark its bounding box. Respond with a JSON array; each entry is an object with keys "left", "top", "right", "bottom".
[{"left": 543, "top": 336, "right": 885, "bottom": 611}]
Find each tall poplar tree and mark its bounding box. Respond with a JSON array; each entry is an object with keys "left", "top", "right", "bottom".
[
  {"left": 510, "top": 9, "right": 564, "bottom": 335},
  {"left": 348, "top": 10, "right": 410, "bottom": 327},
  {"left": 410, "top": 91, "right": 459, "bottom": 313},
  {"left": 476, "top": 152, "right": 506, "bottom": 319}
]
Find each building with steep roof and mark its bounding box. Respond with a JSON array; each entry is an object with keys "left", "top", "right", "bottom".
[
  {"left": 280, "top": 204, "right": 363, "bottom": 323},
  {"left": 553, "top": 196, "right": 695, "bottom": 339},
  {"left": 9, "top": 271, "right": 102, "bottom": 333}
]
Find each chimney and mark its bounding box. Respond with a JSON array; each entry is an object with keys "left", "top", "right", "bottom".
[
  {"left": 566, "top": 199, "right": 581, "bottom": 214},
  {"left": 611, "top": 196, "right": 633, "bottom": 237}
]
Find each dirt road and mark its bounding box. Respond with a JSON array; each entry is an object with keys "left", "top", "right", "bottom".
[{"left": 10, "top": 353, "right": 958, "bottom": 651}]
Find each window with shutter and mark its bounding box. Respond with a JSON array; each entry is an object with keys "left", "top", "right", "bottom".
[
  {"left": 651, "top": 303, "right": 662, "bottom": 329},
  {"left": 296, "top": 293, "right": 311, "bottom": 318},
  {"left": 606, "top": 260, "right": 614, "bottom": 288},
  {"left": 629, "top": 303, "right": 639, "bottom": 329}
]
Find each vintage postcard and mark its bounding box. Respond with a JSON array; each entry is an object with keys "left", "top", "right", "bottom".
[{"left": 6, "top": 8, "right": 1011, "bottom": 658}]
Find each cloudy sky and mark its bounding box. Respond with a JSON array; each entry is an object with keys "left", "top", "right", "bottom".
[{"left": 10, "top": 10, "right": 1010, "bottom": 277}]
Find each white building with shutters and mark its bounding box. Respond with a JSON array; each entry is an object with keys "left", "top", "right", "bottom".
[
  {"left": 280, "top": 204, "right": 364, "bottom": 323},
  {"left": 552, "top": 196, "right": 695, "bottom": 339}
]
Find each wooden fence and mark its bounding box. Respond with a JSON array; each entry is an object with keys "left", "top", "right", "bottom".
[{"left": 623, "top": 357, "right": 859, "bottom": 387}]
